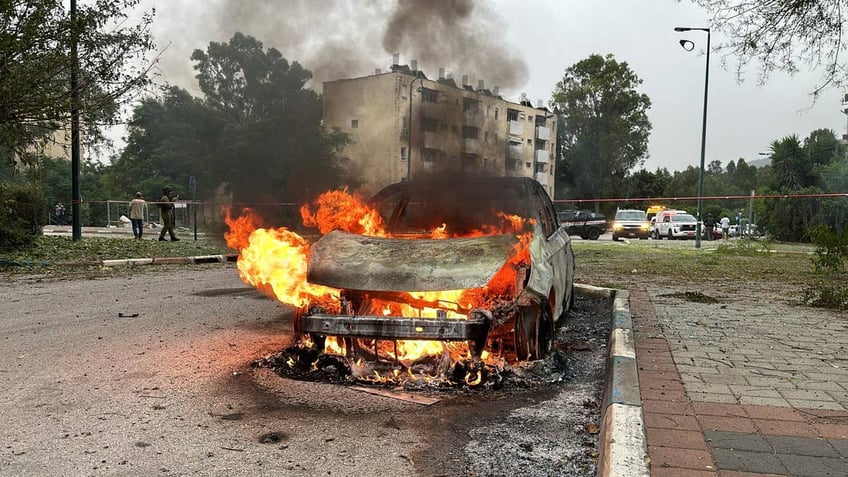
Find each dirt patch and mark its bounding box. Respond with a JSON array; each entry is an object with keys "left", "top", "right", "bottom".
[{"left": 659, "top": 291, "right": 719, "bottom": 303}]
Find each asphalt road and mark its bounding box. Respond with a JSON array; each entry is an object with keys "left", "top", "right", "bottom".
[{"left": 0, "top": 266, "right": 607, "bottom": 477}]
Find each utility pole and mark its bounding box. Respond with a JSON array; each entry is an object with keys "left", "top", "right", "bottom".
[{"left": 70, "top": 0, "right": 81, "bottom": 240}]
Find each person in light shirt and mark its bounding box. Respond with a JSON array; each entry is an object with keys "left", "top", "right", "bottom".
[
  {"left": 720, "top": 215, "right": 731, "bottom": 239},
  {"left": 129, "top": 192, "right": 147, "bottom": 239}
]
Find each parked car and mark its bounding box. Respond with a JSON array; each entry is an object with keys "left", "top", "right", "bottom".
[
  {"left": 651, "top": 209, "right": 686, "bottom": 239},
  {"left": 557, "top": 209, "right": 607, "bottom": 240},
  {"left": 302, "top": 177, "right": 576, "bottom": 362},
  {"left": 656, "top": 213, "right": 698, "bottom": 239},
  {"left": 612, "top": 209, "right": 650, "bottom": 241}
]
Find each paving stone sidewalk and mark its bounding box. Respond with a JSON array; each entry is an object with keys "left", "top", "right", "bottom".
[{"left": 629, "top": 288, "right": 848, "bottom": 477}]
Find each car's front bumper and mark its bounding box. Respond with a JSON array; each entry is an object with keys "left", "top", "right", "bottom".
[{"left": 301, "top": 311, "right": 492, "bottom": 356}]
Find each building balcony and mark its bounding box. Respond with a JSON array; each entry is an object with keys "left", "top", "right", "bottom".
[
  {"left": 535, "top": 125, "right": 550, "bottom": 141},
  {"left": 423, "top": 131, "right": 442, "bottom": 149},
  {"left": 508, "top": 120, "right": 524, "bottom": 137},
  {"left": 422, "top": 102, "right": 445, "bottom": 119},
  {"left": 535, "top": 149, "right": 550, "bottom": 164},
  {"left": 464, "top": 110, "right": 482, "bottom": 126},
  {"left": 509, "top": 144, "right": 523, "bottom": 160},
  {"left": 462, "top": 138, "right": 480, "bottom": 154}
]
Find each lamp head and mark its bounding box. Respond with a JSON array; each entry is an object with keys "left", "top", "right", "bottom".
[
  {"left": 674, "top": 27, "right": 690, "bottom": 32},
  {"left": 679, "top": 39, "right": 695, "bottom": 51}
]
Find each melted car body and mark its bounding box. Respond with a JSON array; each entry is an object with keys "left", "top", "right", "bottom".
[{"left": 303, "top": 177, "right": 575, "bottom": 362}]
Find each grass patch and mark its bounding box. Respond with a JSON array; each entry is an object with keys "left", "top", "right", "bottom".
[
  {"left": 571, "top": 240, "right": 830, "bottom": 301},
  {"left": 0, "top": 235, "right": 232, "bottom": 265}
]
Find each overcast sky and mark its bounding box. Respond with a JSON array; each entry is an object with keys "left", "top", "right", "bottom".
[{"left": 137, "top": 0, "right": 847, "bottom": 174}]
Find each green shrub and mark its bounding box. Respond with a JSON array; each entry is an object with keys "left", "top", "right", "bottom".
[
  {"left": 0, "top": 182, "right": 46, "bottom": 251},
  {"left": 802, "top": 282, "right": 848, "bottom": 310},
  {"left": 806, "top": 224, "right": 848, "bottom": 273}
]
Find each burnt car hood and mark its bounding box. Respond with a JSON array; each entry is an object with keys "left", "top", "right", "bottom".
[{"left": 307, "top": 230, "right": 519, "bottom": 292}]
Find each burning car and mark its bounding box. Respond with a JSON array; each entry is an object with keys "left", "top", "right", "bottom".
[{"left": 227, "top": 176, "right": 575, "bottom": 383}]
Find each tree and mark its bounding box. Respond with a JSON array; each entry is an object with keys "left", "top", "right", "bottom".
[
  {"left": 106, "top": 86, "right": 223, "bottom": 201},
  {"left": 694, "top": 1, "right": 848, "bottom": 93},
  {"left": 804, "top": 128, "right": 844, "bottom": 169},
  {"left": 624, "top": 168, "right": 670, "bottom": 200},
  {"left": 0, "top": 0, "right": 154, "bottom": 164},
  {"left": 769, "top": 135, "right": 814, "bottom": 191},
  {"left": 551, "top": 54, "right": 652, "bottom": 200},
  {"left": 110, "top": 33, "right": 352, "bottom": 222},
  {"left": 189, "top": 33, "right": 351, "bottom": 204}
]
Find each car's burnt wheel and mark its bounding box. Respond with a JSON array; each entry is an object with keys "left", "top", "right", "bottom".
[
  {"left": 514, "top": 301, "right": 554, "bottom": 361},
  {"left": 587, "top": 228, "right": 600, "bottom": 240}
]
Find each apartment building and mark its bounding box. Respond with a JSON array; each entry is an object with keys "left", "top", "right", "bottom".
[{"left": 323, "top": 62, "right": 557, "bottom": 197}]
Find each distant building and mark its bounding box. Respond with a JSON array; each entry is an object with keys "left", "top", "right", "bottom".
[{"left": 322, "top": 62, "right": 557, "bottom": 197}]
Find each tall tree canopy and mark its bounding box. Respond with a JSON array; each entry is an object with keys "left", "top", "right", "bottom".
[
  {"left": 110, "top": 33, "right": 351, "bottom": 213},
  {"left": 695, "top": 1, "right": 848, "bottom": 92},
  {"left": 0, "top": 0, "right": 154, "bottom": 163},
  {"left": 551, "top": 53, "right": 652, "bottom": 200}
]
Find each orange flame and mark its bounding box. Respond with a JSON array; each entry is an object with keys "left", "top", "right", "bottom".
[
  {"left": 300, "top": 189, "right": 386, "bottom": 236},
  {"left": 226, "top": 188, "right": 535, "bottom": 373}
]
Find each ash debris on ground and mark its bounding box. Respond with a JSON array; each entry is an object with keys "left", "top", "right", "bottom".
[
  {"left": 253, "top": 294, "right": 609, "bottom": 394},
  {"left": 459, "top": 295, "right": 609, "bottom": 477}
]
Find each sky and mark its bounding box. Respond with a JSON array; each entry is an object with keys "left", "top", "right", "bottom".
[{"left": 130, "top": 0, "right": 847, "bottom": 174}]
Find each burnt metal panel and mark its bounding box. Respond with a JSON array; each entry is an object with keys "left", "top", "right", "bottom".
[
  {"left": 307, "top": 230, "right": 518, "bottom": 292},
  {"left": 302, "top": 312, "right": 490, "bottom": 343}
]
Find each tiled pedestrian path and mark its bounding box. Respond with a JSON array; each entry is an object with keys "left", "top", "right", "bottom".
[{"left": 629, "top": 288, "right": 848, "bottom": 477}]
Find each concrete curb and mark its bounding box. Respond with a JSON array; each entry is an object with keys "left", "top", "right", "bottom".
[
  {"left": 574, "top": 283, "right": 649, "bottom": 477},
  {"left": 0, "top": 254, "right": 238, "bottom": 268}
]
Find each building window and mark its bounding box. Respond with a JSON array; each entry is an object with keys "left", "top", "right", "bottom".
[
  {"left": 528, "top": 115, "right": 534, "bottom": 121},
  {"left": 494, "top": 133, "right": 498, "bottom": 143},
  {"left": 519, "top": 113, "right": 526, "bottom": 120},
  {"left": 527, "top": 139, "right": 532, "bottom": 145},
  {"left": 451, "top": 125, "right": 459, "bottom": 135},
  {"left": 462, "top": 126, "right": 479, "bottom": 139},
  {"left": 495, "top": 108, "right": 499, "bottom": 119},
  {"left": 351, "top": 119, "right": 359, "bottom": 128},
  {"left": 525, "top": 162, "right": 531, "bottom": 168},
  {"left": 484, "top": 131, "right": 489, "bottom": 142},
  {"left": 401, "top": 147, "right": 406, "bottom": 161},
  {"left": 421, "top": 88, "right": 438, "bottom": 103},
  {"left": 507, "top": 109, "right": 518, "bottom": 121},
  {"left": 463, "top": 98, "right": 480, "bottom": 113},
  {"left": 440, "top": 123, "right": 448, "bottom": 131},
  {"left": 422, "top": 117, "right": 438, "bottom": 132},
  {"left": 486, "top": 105, "right": 490, "bottom": 117}
]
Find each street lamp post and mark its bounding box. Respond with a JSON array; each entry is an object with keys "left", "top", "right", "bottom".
[{"left": 674, "top": 26, "right": 710, "bottom": 249}]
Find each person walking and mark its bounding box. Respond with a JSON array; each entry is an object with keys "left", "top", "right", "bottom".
[
  {"left": 720, "top": 215, "right": 731, "bottom": 239},
  {"left": 55, "top": 202, "right": 65, "bottom": 225},
  {"left": 129, "top": 192, "right": 147, "bottom": 239},
  {"left": 704, "top": 214, "right": 715, "bottom": 241},
  {"left": 158, "top": 186, "right": 180, "bottom": 241}
]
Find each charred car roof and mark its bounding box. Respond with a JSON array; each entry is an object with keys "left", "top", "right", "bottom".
[{"left": 369, "top": 176, "right": 543, "bottom": 234}]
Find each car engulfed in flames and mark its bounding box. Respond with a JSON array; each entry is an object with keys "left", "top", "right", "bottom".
[{"left": 226, "top": 177, "right": 575, "bottom": 385}]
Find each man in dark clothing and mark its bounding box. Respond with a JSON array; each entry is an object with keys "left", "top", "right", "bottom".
[
  {"left": 704, "top": 214, "right": 716, "bottom": 241},
  {"left": 158, "top": 186, "right": 179, "bottom": 241}
]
